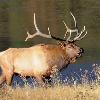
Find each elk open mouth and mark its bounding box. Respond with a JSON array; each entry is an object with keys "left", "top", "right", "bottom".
[
  {"left": 77, "top": 52, "right": 83, "bottom": 58},
  {"left": 77, "top": 48, "right": 84, "bottom": 57},
  {"left": 80, "top": 48, "right": 84, "bottom": 53}
]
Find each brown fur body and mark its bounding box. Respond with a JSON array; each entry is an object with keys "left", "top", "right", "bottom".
[{"left": 0, "top": 43, "right": 83, "bottom": 85}]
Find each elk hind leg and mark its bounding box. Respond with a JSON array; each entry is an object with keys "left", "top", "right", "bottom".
[{"left": 0, "top": 73, "right": 6, "bottom": 85}]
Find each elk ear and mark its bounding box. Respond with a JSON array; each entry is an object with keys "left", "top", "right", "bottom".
[{"left": 57, "top": 41, "right": 66, "bottom": 47}]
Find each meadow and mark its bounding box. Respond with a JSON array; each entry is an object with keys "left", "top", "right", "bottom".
[{"left": 0, "top": 64, "right": 100, "bottom": 100}]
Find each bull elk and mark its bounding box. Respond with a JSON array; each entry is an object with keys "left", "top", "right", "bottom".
[{"left": 0, "top": 12, "right": 87, "bottom": 86}]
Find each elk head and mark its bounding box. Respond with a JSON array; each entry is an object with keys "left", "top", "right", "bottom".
[{"left": 25, "top": 12, "right": 87, "bottom": 63}]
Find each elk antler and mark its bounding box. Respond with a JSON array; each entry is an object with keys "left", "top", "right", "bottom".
[
  {"left": 25, "top": 13, "right": 66, "bottom": 42},
  {"left": 63, "top": 12, "right": 87, "bottom": 42},
  {"left": 25, "top": 13, "right": 52, "bottom": 41},
  {"left": 25, "top": 12, "right": 87, "bottom": 42}
]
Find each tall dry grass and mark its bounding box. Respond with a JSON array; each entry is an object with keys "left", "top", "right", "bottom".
[
  {"left": 0, "top": 85, "right": 100, "bottom": 100},
  {"left": 0, "top": 64, "right": 100, "bottom": 100}
]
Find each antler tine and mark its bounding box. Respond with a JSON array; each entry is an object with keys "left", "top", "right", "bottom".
[
  {"left": 34, "top": 13, "right": 40, "bottom": 33},
  {"left": 74, "top": 26, "right": 86, "bottom": 40},
  {"left": 75, "top": 31, "right": 87, "bottom": 41},
  {"left": 70, "top": 12, "right": 79, "bottom": 36},
  {"left": 70, "top": 12, "right": 77, "bottom": 28},
  {"left": 67, "top": 30, "right": 73, "bottom": 41},
  {"left": 48, "top": 27, "right": 52, "bottom": 36},
  {"left": 63, "top": 21, "right": 70, "bottom": 39},
  {"left": 25, "top": 31, "right": 36, "bottom": 41},
  {"left": 48, "top": 27, "right": 66, "bottom": 41}
]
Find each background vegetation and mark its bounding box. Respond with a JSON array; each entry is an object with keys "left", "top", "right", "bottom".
[
  {"left": 0, "top": 85, "right": 100, "bottom": 100},
  {"left": 0, "top": 0, "right": 100, "bottom": 63}
]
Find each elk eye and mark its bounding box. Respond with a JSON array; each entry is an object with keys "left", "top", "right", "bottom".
[{"left": 68, "top": 46, "right": 72, "bottom": 48}]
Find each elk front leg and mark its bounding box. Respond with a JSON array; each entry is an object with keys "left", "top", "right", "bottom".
[
  {"left": 35, "top": 75, "right": 45, "bottom": 87},
  {"left": 43, "top": 76, "right": 52, "bottom": 86},
  {"left": 1, "top": 64, "right": 14, "bottom": 85},
  {"left": 6, "top": 71, "right": 13, "bottom": 85}
]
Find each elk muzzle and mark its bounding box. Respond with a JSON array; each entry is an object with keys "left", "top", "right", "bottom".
[{"left": 77, "top": 48, "right": 84, "bottom": 57}]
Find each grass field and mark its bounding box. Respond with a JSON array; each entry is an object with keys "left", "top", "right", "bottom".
[
  {"left": 0, "top": 64, "right": 100, "bottom": 100},
  {"left": 0, "top": 84, "right": 100, "bottom": 100}
]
